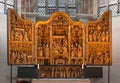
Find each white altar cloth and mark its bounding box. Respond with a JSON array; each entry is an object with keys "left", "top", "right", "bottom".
[{"left": 32, "top": 79, "right": 90, "bottom": 83}]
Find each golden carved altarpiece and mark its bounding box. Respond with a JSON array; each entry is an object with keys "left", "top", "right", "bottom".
[{"left": 8, "top": 8, "right": 112, "bottom": 78}]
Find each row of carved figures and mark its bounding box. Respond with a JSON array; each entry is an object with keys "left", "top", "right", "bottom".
[
  {"left": 88, "top": 30, "right": 109, "bottom": 42},
  {"left": 39, "top": 67, "right": 82, "bottom": 78}
]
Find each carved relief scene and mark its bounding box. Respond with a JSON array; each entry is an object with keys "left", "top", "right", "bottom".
[
  {"left": 8, "top": 8, "right": 34, "bottom": 64},
  {"left": 86, "top": 43, "right": 111, "bottom": 65},
  {"left": 86, "top": 11, "right": 112, "bottom": 65}
]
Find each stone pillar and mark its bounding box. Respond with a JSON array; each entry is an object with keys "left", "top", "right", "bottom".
[
  {"left": 17, "top": 0, "right": 21, "bottom": 16},
  {"left": 4, "top": 0, "right": 7, "bottom": 14},
  {"left": 76, "top": 0, "right": 80, "bottom": 14},
  {"left": 107, "top": 0, "right": 109, "bottom": 10},
  {"left": 93, "top": 0, "right": 99, "bottom": 19}
]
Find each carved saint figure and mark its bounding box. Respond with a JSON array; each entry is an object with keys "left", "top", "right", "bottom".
[
  {"left": 61, "top": 68, "right": 66, "bottom": 78},
  {"left": 44, "top": 44, "right": 49, "bottom": 57},
  {"left": 19, "top": 31, "right": 23, "bottom": 41},
  {"left": 105, "top": 30, "right": 109, "bottom": 42},
  {"left": 23, "top": 30, "right": 29, "bottom": 41},
  {"left": 71, "top": 44, "right": 77, "bottom": 57},
  {"left": 71, "top": 44, "right": 74, "bottom": 57},
  {"left": 21, "top": 52, "right": 28, "bottom": 63},
  {"left": 102, "top": 31, "right": 106, "bottom": 42},
  {"left": 14, "top": 31, "right": 20, "bottom": 41},
  {"left": 38, "top": 46, "right": 43, "bottom": 57},
  {"left": 97, "top": 32, "right": 102, "bottom": 42},
  {"left": 89, "top": 31, "right": 93, "bottom": 42},
  {"left": 62, "top": 45, "right": 67, "bottom": 54},
  {"left": 93, "top": 30, "right": 97, "bottom": 42},
  {"left": 78, "top": 45, "right": 83, "bottom": 57},
  {"left": 10, "top": 29, "right": 14, "bottom": 41}
]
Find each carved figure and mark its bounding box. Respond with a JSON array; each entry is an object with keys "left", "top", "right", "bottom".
[
  {"left": 61, "top": 68, "right": 66, "bottom": 78},
  {"left": 89, "top": 31, "right": 93, "bottom": 42},
  {"left": 106, "top": 30, "right": 109, "bottom": 42},
  {"left": 23, "top": 30, "right": 29, "bottom": 41},
  {"left": 19, "top": 31, "right": 23, "bottom": 41},
  {"left": 104, "top": 52, "right": 110, "bottom": 64},
  {"left": 21, "top": 52, "right": 28, "bottom": 63},
  {"left": 44, "top": 44, "right": 49, "bottom": 57},
  {"left": 97, "top": 32, "right": 102, "bottom": 42},
  {"left": 38, "top": 46, "right": 43, "bottom": 57},
  {"left": 102, "top": 31, "right": 106, "bottom": 42},
  {"left": 78, "top": 45, "right": 83, "bottom": 57},
  {"left": 71, "top": 44, "right": 74, "bottom": 57},
  {"left": 10, "top": 29, "right": 14, "bottom": 41},
  {"left": 14, "top": 31, "right": 20, "bottom": 41},
  {"left": 62, "top": 45, "right": 67, "bottom": 54},
  {"left": 88, "top": 53, "right": 94, "bottom": 64},
  {"left": 52, "top": 41, "right": 58, "bottom": 55},
  {"left": 93, "top": 30, "right": 97, "bottom": 42}
]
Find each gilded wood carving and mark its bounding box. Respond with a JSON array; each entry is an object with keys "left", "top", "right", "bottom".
[
  {"left": 8, "top": 8, "right": 34, "bottom": 64},
  {"left": 7, "top": 8, "right": 112, "bottom": 78},
  {"left": 86, "top": 11, "right": 112, "bottom": 65}
]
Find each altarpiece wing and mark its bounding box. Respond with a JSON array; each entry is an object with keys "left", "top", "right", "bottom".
[
  {"left": 86, "top": 11, "right": 112, "bottom": 65},
  {"left": 8, "top": 8, "right": 34, "bottom": 64}
]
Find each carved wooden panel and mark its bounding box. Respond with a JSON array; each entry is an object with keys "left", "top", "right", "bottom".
[
  {"left": 86, "top": 11, "right": 112, "bottom": 65},
  {"left": 70, "top": 23, "right": 84, "bottom": 65},
  {"left": 8, "top": 8, "right": 34, "bottom": 64},
  {"left": 36, "top": 22, "right": 50, "bottom": 65},
  {"left": 36, "top": 12, "right": 84, "bottom": 78}
]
